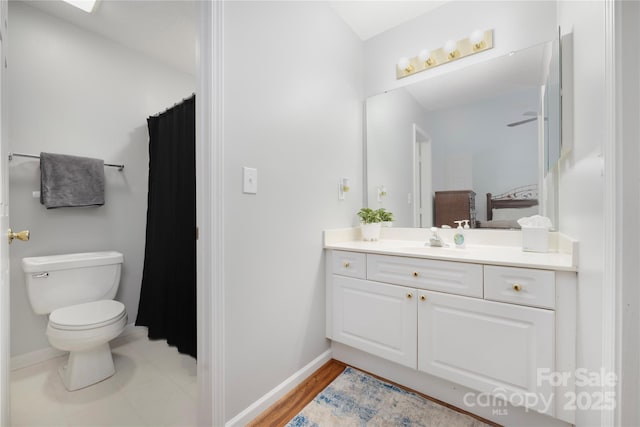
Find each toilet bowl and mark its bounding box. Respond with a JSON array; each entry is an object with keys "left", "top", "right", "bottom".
[
  {"left": 22, "top": 252, "right": 127, "bottom": 391},
  {"left": 46, "top": 300, "right": 127, "bottom": 391}
]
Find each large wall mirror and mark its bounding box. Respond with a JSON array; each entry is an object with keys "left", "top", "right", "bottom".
[{"left": 366, "top": 39, "right": 561, "bottom": 230}]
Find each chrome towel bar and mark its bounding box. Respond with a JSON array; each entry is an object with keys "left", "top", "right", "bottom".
[{"left": 8, "top": 152, "right": 124, "bottom": 171}]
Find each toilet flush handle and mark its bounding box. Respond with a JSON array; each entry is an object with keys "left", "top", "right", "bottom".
[{"left": 32, "top": 272, "right": 49, "bottom": 279}]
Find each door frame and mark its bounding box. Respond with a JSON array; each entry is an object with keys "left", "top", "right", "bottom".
[
  {"left": 196, "top": 1, "right": 224, "bottom": 425},
  {"left": 0, "top": 0, "right": 9, "bottom": 424}
]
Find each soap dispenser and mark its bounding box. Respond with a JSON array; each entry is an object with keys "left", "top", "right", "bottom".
[{"left": 453, "top": 220, "right": 466, "bottom": 248}]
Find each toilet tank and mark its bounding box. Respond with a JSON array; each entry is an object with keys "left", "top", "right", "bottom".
[{"left": 22, "top": 251, "right": 124, "bottom": 315}]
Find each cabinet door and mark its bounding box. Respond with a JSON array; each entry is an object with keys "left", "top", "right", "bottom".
[
  {"left": 333, "top": 276, "right": 417, "bottom": 369},
  {"left": 418, "top": 291, "right": 555, "bottom": 416}
]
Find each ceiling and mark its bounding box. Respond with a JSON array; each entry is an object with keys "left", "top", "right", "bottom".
[
  {"left": 22, "top": 0, "right": 198, "bottom": 76},
  {"left": 22, "top": 0, "right": 447, "bottom": 76},
  {"left": 328, "top": 1, "right": 448, "bottom": 40}
]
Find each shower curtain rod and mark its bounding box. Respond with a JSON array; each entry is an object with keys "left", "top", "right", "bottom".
[
  {"left": 8, "top": 152, "right": 125, "bottom": 171},
  {"left": 150, "top": 93, "right": 195, "bottom": 118}
]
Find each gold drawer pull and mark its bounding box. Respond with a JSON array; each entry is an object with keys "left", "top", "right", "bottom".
[
  {"left": 512, "top": 284, "right": 522, "bottom": 292},
  {"left": 412, "top": 271, "right": 419, "bottom": 277},
  {"left": 343, "top": 261, "right": 350, "bottom": 268},
  {"left": 420, "top": 295, "right": 426, "bottom": 301},
  {"left": 407, "top": 292, "right": 413, "bottom": 299}
]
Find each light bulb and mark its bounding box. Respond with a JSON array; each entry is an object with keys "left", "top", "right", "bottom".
[
  {"left": 444, "top": 40, "right": 458, "bottom": 59},
  {"left": 418, "top": 49, "right": 434, "bottom": 66},
  {"left": 397, "top": 57, "right": 412, "bottom": 73},
  {"left": 470, "top": 30, "right": 484, "bottom": 50}
]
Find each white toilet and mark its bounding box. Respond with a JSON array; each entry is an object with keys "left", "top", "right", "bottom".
[{"left": 22, "top": 251, "right": 127, "bottom": 391}]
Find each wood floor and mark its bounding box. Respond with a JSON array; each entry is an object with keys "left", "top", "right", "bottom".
[
  {"left": 247, "top": 359, "right": 347, "bottom": 427},
  {"left": 247, "top": 359, "right": 501, "bottom": 427}
]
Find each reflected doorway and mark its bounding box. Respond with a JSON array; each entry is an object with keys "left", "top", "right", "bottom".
[{"left": 413, "top": 124, "right": 432, "bottom": 228}]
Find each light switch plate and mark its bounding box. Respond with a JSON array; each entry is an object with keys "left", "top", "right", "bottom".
[{"left": 243, "top": 167, "right": 258, "bottom": 194}]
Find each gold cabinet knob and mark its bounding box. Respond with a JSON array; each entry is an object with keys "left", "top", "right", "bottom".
[
  {"left": 343, "top": 261, "right": 350, "bottom": 268},
  {"left": 406, "top": 292, "right": 413, "bottom": 299},
  {"left": 8, "top": 229, "right": 29, "bottom": 244},
  {"left": 420, "top": 295, "right": 426, "bottom": 301},
  {"left": 512, "top": 283, "right": 522, "bottom": 292},
  {"left": 412, "top": 271, "right": 419, "bottom": 277}
]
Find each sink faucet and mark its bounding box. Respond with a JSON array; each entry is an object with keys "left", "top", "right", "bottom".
[{"left": 427, "top": 227, "right": 447, "bottom": 247}]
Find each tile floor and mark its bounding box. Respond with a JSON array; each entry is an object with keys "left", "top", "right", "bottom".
[{"left": 10, "top": 334, "right": 198, "bottom": 427}]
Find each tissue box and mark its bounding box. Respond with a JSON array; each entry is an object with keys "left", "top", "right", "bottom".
[{"left": 522, "top": 227, "right": 549, "bottom": 252}]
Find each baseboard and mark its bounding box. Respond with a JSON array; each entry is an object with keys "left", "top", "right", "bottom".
[
  {"left": 10, "top": 346, "right": 66, "bottom": 372},
  {"left": 10, "top": 323, "right": 147, "bottom": 371},
  {"left": 225, "top": 349, "right": 333, "bottom": 427}
]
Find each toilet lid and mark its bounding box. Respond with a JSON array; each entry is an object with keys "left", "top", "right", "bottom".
[{"left": 49, "top": 300, "right": 126, "bottom": 330}]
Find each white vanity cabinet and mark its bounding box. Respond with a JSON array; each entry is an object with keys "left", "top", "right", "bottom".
[{"left": 326, "top": 249, "right": 576, "bottom": 423}]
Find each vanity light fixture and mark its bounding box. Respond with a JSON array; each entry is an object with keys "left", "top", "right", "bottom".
[
  {"left": 61, "top": 0, "right": 99, "bottom": 13},
  {"left": 396, "top": 29, "right": 494, "bottom": 79},
  {"left": 339, "top": 178, "right": 351, "bottom": 200}
]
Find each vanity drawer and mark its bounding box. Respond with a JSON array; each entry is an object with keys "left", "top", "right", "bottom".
[
  {"left": 484, "top": 266, "right": 555, "bottom": 309},
  {"left": 367, "top": 254, "right": 483, "bottom": 298},
  {"left": 331, "top": 251, "right": 366, "bottom": 279}
]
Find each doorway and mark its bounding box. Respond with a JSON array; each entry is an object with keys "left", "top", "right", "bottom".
[
  {"left": 413, "top": 124, "right": 432, "bottom": 228},
  {"left": 0, "top": 0, "right": 214, "bottom": 424}
]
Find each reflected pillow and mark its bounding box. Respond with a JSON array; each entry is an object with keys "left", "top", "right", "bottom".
[
  {"left": 477, "top": 219, "right": 520, "bottom": 229},
  {"left": 492, "top": 206, "right": 539, "bottom": 221}
]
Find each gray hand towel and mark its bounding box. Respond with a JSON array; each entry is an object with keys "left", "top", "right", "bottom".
[{"left": 40, "top": 152, "right": 105, "bottom": 209}]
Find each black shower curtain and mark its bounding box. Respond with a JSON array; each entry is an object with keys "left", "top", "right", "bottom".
[{"left": 136, "top": 95, "right": 196, "bottom": 358}]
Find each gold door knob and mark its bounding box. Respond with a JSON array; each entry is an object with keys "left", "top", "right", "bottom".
[
  {"left": 512, "top": 284, "right": 522, "bottom": 292},
  {"left": 406, "top": 292, "right": 413, "bottom": 299},
  {"left": 412, "top": 271, "right": 419, "bottom": 277},
  {"left": 8, "top": 229, "right": 30, "bottom": 244},
  {"left": 420, "top": 295, "right": 426, "bottom": 301},
  {"left": 343, "top": 261, "right": 350, "bottom": 268}
]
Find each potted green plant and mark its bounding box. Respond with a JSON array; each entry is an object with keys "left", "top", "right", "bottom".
[
  {"left": 357, "top": 208, "right": 394, "bottom": 240},
  {"left": 377, "top": 208, "right": 395, "bottom": 227},
  {"left": 357, "top": 208, "right": 382, "bottom": 241}
]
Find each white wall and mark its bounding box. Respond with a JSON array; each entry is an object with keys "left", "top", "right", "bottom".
[
  {"left": 366, "top": 88, "right": 429, "bottom": 227},
  {"left": 556, "top": 2, "right": 607, "bottom": 425},
  {"left": 7, "top": 2, "right": 194, "bottom": 356},
  {"left": 223, "top": 1, "right": 363, "bottom": 420}
]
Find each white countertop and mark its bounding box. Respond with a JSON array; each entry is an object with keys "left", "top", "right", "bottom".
[{"left": 324, "top": 228, "right": 578, "bottom": 272}]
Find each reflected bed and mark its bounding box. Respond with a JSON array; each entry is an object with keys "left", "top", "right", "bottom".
[{"left": 478, "top": 185, "right": 539, "bottom": 229}]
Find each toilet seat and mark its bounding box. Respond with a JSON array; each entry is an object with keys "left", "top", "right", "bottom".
[{"left": 49, "top": 300, "right": 126, "bottom": 331}]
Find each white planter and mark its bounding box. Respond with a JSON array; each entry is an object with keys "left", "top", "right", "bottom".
[{"left": 360, "top": 222, "right": 382, "bottom": 241}]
